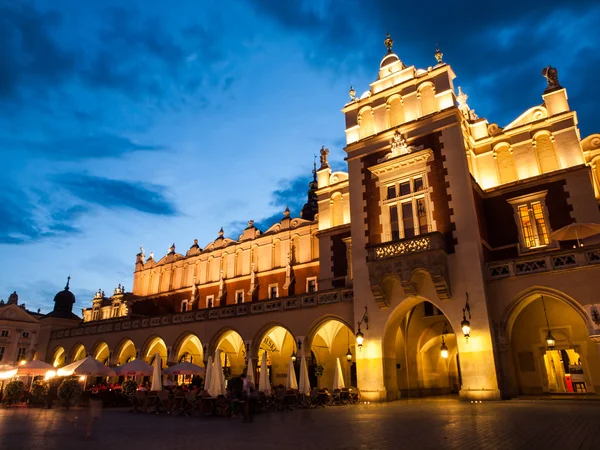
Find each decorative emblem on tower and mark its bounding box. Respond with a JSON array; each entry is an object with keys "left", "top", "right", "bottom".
[{"left": 378, "top": 131, "right": 424, "bottom": 163}]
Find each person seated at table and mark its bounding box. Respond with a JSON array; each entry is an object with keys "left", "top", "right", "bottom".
[{"left": 138, "top": 383, "right": 148, "bottom": 392}]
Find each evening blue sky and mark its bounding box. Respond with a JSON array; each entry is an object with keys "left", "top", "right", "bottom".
[{"left": 2, "top": 0, "right": 600, "bottom": 313}]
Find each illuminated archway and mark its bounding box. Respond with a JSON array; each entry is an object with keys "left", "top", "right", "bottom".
[
  {"left": 382, "top": 296, "right": 460, "bottom": 400},
  {"left": 174, "top": 333, "right": 203, "bottom": 365},
  {"left": 143, "top": 336, "right": 168, "bottom": 368},
  {"left": 213, "top": 329, "right": 245, "bottom": 381},
  {"left": 51, "top": 346, "right": 66, "bottom": 368},
  {"left": 114, "top": 338, "right": 137, "bottom": 365},
  {"left": 92, "top": 341, "right": 110, "bottom": 365},
  {"left": 70, "top": 343, "right": 87, "bottom": 363},
  {"left": 504, "top": 290, "right": 599, "bottom": 395},
  {"left": 253, "top": 324, "right": 297, "bottom": 387},
  {"left": 308, "top": 318, "right": 355, "bottom": 389}
]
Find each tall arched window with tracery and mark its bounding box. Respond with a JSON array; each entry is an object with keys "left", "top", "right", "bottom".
[
  {"left": 419, "top": 84, "right": 436, "bottom": 116},
  {"left": 388, "top": 97, "right": 404, "bottom": 128},
  {"left": 495, "top": 144, "right": 518, "bottom": 185},
  {"left": 358, "top": 109, "right": 374, "bottom": 139},
  {"left": 534, "top": 133, "right": 560, "bottom": 173}
]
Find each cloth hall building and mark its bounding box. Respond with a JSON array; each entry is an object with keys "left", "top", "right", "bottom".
[{"left": 8, "top": 36, "right": 600, "bottom": 401}]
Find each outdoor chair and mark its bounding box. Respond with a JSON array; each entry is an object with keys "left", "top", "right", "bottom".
[
  {"left": 135, "top": 391, "right": 150, "bottom": 413},
  {"left": 157, "top": 390, "right": 174, "bottom": 414},
  {"left": 332, "top": 389, "right": 342, "bottom": 405},
  {"left": 348, "top": 387, "right": 360, "bottom": 404},
  {"left": 274, "top": 387, "right": 287, "bottom": 411},
  {"left": 309, "top": 388, "right": 323, "bottom": 408},
  {"left": 183, "top": 391, "right": 200, "bottom": 416}
]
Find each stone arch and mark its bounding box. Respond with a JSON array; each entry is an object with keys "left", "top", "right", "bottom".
[
  {"left": 533, "top": 130, "right": 560, "bottom": 173},
  {"left": 113, "top": 337, "right": 137, "bottom": 365},
  {"left": 208, "top": 327, "right": 246, "bottom": 379},
  {"left": 494, "top": 142, "right": 518, "bottom": 184},
  {"left": 50, "top": 345, "right": 66, "bottom": 367},
  {"left": 418, "top": 82, "right": 436, "bottom": 116},
  {"left": 140, "top": 334, "right": 168, "bottom": 367},
  {"left": 68, "top": 342, "right": 87, "bottom": 363},
  {"left": 305, "top": 314, "right": 354, "bottom": 352},
  {"left": 500, "top": 286, "right": 594, "bottom": 340},
  {"left": 171, "top": 331, "right": 204, "bottom": 365},
  {"left": 358, "top": 107, "right": 374, "bottom": 139},
  {"left": 387, "top": 94, "right": 404, "bottom": 128},
  {"left": 252, "top": 322, "right": 298, "bottom": 386},
  {"left": 91, "top": 340, "right": 110, "bottom": 364}
]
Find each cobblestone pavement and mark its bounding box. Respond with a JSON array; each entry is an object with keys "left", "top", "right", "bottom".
[{"left": 1, "top": 398, "right": 600, "bottom": 450}]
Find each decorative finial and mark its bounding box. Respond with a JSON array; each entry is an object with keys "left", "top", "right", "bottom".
[
  {"left": 456, "top": 86, "right": 468, "bottom": 108},
  {"left": 319, "top": 146, "right": 330, "bottom": 170},
  {"left": 139, "top": 245, "right": 145, "bottom": 256},
  {"left": 218, "top": 227, "right": 224, "bottom": 238},
  {"left": 149, "top": 251, "right": 154, "bottom": 260},
  {"left": 169, "top": 243, "right": 176, "bottom": 253},
  {"left": 349, "top": 85, "right": 356, "bottom": 101},
  {"left": 283, "top": 206, "right": 291, "bottom": 218},
  {"left": 435, "top": 45, "right": 443, "bottom": 64},
  {"left": 190, "top": 238, "right": 199, "bottom": 249},
  {"left": 542, "top": 66, "right": 561, "bottom": 92},
  {"left": 247, "top": 220, "right": 255, "bottom": 228},
  {"left": 65, "top": 275, "right": 71, "bottom": 290},
  {"left": 384, "top": 33, "right": 394, "bottom": 53}
]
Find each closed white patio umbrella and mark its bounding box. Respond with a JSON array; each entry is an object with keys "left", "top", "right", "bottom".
[
  {"left": 57, "top": 356, "right": 115, "bottom": 377},
  {"left": 286, "top": 358, "right": 298, "bottom": 390},
  {"left": 332, "top": 358, "right": 345, "bottom": 390},
  {"left": 17, "top": 360, "right": 54, "bottom": 376},
  {"left": 164, "top": 361, "right": 205, "bottom": 376},
  {"left": 0, "top": 364, "right": 17, "bottom": 380},
  {"left": 246, "top": 358, "right": 255, "bottom": 384},
  {"left": 208, "top": 350, "right": 225, "bottom": 397},
  {"left": 298, "top": 355, "right": 310, "bottom": 396},
  {"left": 114, "top": 359, "right": 153, "bottom": 377},
  {"left": 258, "top": 351, "right": 271, "bottom": 395},
  {"left": 203, "top": 356, "right": 213, "bottom": 392},
  {"left": 150, "top": 353, "right": 162, "bottom": 391}
]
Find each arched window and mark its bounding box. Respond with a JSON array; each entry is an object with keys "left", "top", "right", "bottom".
[
  {"left": 534, "top": 133, "right": 559, "bottom": 173},
  {"left": 419, "top": 84, "right": 436, "bottom": 116},
  {"left": 358, "top": 109, "right": 374, "bottom": 139},
  {"left": 236, "top": 251, "right": 243, "bottom": 276},
  {"left": 495, "top": 145, "right": 518, "bottom": 185},
  {"left": 388, "top": 97, "right": 404, "bottom": 127}
]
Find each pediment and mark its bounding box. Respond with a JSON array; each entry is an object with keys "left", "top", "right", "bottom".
[
  {"left": 0, "top": 305, "right": 40, "bottom": 324},
  {"left": 369, "top": 148, "right": 434, "bottom": 178},
  {"left": 504, "top": 106, "right": 548, "bottom": 131}
]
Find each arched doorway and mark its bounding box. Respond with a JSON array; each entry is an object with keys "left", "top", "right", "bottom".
[
  {"left": 215, "top": 329, "right": 246, "bottom": 382},
  {"left": 143, "top": 336, "right": 168, "bottom": 368},
  {"left": 309, "top": 318, "right": 355, "bottom": 389},
  {"left": 254, "top": 325, "right": 297, "bottom": 387},
  {"left": 175, "top": 333, "right": 203, "bottom": 365},
  {"left": 115, "top": 339, "right": 137, "bottom": 365},
  {"left": 93, "top": 341, "right": 110, "bottom": 365},
  {"left": 51, "top": 346, "right": 66, "bottom": 368},
  {"left": 71, "top": 343, "right": 87, "bottom": 363},
  {"left": 506, "top": 293, "right": 599, "bottom": 395},
  {"left": 383, "top": 298, "right": 460, "bottom": 399}
]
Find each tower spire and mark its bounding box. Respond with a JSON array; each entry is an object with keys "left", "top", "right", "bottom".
[{"left": 65, "top": 275, "right": 71, "bottom": 290}]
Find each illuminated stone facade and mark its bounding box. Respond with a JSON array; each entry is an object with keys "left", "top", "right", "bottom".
[{"left": 32, "top": 36, "right": 600, "bottom": 401}]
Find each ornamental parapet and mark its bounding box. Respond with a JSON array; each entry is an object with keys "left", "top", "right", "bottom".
[
  {"left": 366, "top": 232, "right": 451, "bottom": 308},
  {"left": 51, "top": 288, "right": 354, "bottom": 340},
  {"left": 485, "top": 244, "right": 600, "bottom": 280}
]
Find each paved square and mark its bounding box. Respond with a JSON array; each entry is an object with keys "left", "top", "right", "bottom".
[{"left": 1, "top": 398, "right": 599, "bottom": 450}]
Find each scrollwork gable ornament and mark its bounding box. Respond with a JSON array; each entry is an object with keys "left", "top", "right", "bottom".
[{"left": 378, "top": 131, "right": 424, "bottom": 163}]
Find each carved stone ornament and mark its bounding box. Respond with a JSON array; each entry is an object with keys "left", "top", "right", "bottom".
[
  {"left": 591, "top": 305, "right": 600, "bottom": 327},
  {"left": 542, "top": 66, "right": 562, "bottom": 92},
  {"left": 378, "top": 131, "right": 424, "bottom": 163},
  {"left": 319, "top": 146, "right": 330, "bottom": 170}
]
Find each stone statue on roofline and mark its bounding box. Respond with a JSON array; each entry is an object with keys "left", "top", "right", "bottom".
[
  {"left": 542, "top": 66, "right": 562, "bottom": 93},
  {"left": 319, "top": 146, "right": 330, "bottom": 170},
  {"left": 8, "top": 291, "right": 18, "bottom": 305}
]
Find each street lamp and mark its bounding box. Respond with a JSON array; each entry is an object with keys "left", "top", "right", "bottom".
[
  {"left": 440, "top": 336, "right": 449, "bottom": 359},
  {"left": 440, "top": 322, "right": 449, "bottom": 359},
  {"left": 541, "top": 296, "right": 555, "bottom": 350},
  {"left": 346, "top": 348, "right": 353, "bottom": 362},
  {"left": 462, "top": 293, "right": 471, "bottom": 341},
  {"left": 356, "top": 306, "right": 368, "bottom": 349}
]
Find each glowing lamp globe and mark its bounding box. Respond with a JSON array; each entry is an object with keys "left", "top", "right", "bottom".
[
  {"left": 291, "top": 351, "right": 297, "bottom": 363},
  {"left": 440, "top": 342, "right": 449, "bottom": 359},
  {"left": 356, "top": 330, "right": 364, "bottom": 348},
  {"left": 346, "top": 348, "right": 353, "bottom": 362},
  {"left": 546, "top": 331, "right": 556, "bottom": 349},
  {"left": 461, "top": 317, "right": 471, "bottom": 339}
]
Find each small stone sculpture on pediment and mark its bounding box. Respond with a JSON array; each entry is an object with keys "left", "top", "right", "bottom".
[
  {"left": 378, "top": 130, "right": 424, "bottom": 163},
  {"left": 542, "top": 66, "right": 561, "bottom": 92},
  {"left": 319, "top": 146, "right": 330, "bottom": 170}
]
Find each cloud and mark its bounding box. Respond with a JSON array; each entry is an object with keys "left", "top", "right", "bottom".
[
  {"left": 0, "top": 186, "right": 87, "bottom": 244},
  {"left": 0, "top": 133, "right": 163, "bottom": 160},
  {"left": 54, "top": 173, "right": 178, "bottom": 216}
]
